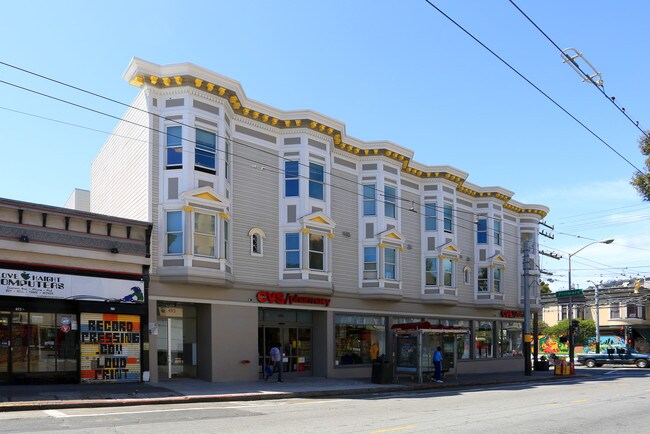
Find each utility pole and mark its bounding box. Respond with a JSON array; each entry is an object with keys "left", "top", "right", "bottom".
[{"left": 523, "top": 240, "right": 532, "bottom": 376}]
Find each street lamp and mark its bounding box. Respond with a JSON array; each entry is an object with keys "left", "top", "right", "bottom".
[
  {"left": 587, "top": 279, "right": 602, "bottom": 354},
  {"left": 567, "top": 238, "right": 614, "bottom": 374}
]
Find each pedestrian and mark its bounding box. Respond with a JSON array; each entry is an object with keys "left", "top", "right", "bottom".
[
  {"left": 433, "top": 346, "right": 443, "bottom": 383},
  {"left": 267, "top": 343, "right": 283, "bottom": 382}
]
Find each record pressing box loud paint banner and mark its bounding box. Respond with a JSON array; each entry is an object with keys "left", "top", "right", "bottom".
[{"left": 80, "top": 313, "right": 141, "bottom": 383}]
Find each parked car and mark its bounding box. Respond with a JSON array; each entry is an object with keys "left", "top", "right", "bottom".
[{"left": 577, "top": 347, "right": 650, "bottom": 368}]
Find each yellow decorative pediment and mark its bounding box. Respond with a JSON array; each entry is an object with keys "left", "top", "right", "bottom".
[
  {"left": 195, "top": 192, "right": 221, "bottom": 202},
  {"left": 310, "top": 216, "right": 329, "bottom": 224},
  {"left": 299, "top": 211, "right": 336, "bottom": 232},
  {"left": 437, "top": 241, "right": 461, "bottom": 259},
  {"left": 377, "top": 228, "right": 405, "bottom": 246},
  {"left": 386, "top": 233, "right": 401, "bottom": 240}
]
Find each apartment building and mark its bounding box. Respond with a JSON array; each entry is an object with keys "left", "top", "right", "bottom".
[{"left": 90, "top": 58, "right": 549, "bottom": 383}]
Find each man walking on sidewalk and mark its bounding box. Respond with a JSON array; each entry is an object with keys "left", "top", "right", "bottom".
[{"left": 267, "top": 343, "right": 283, "bottom": 382}]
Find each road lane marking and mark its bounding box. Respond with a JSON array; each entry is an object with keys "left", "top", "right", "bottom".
[
  {"left": 43, "top": 410, "right": 67, "bottom": 418},
  {"left": 370, "top": 426, "right": 417, "bottom": 433},
  {"left": 544, "top": 403, "right": 560, "bottom": 407},
  {"left": 572, "top": 399, "right": 588, "bottom": 403}
]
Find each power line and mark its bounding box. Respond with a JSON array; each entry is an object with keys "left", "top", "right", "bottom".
[
  {"left": 0, "top": 70, "right": 533, "bottom": 253},
  {"left": 508, "top": 0, "right": 649, "bottom": 140},
  {"left": 422, "top": 0, "right": 644, "bottom": 174}
]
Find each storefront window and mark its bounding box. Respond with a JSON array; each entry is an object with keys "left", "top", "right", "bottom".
[
  {"left": 442, "top": 319, "right": 470, "bottom": 360},
  {"left": 335, "top": 315, "right": 385, "bottom": 365},
  {"left": 499, "top": 322, "right": 523, "bottom": 357},
  {"left": 475, "top": 321, "right": 494, "bottom": 359}
]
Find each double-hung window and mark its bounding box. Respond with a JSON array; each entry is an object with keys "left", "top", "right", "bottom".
[
  {"left": 384, "top": 247, "right": 397, "bottom": 280},
  {"left": 477, "top": 218, "right": 487, "bottom": 244},
  {"left": 443, "top": 258, "right": 454, "bottom": 286},
  {"left": 166, "top": 211, "right": 183, "bottom": 254},
  {"left": 425, "top": 257, "right": 438, "bottom": 286},
  {"left": 309, "top": 162, "right": 325, "bottom": 200},
  {"left": 194, "top": 212, "right": 216, "bottom": 257},
  {"left": 384, "top": 185, "right": 396, "bottom": 219},
  {"left": 363, "top": 184, "right": 376, "bottom": 216},
  {"left": 610, "top": 303, "right": 620, "bottom": 319},
  {"left": 285, "top": 233, "right": 300, "bottom": 269},
  {"left": 493, "top": 268, "right": 502, "bottom": 293},
  {"left": 363, "top": 247, "right": 377, "bottom": 279},
  {"left": 443, "top": 204, "right": 453, "bottom": 233},
  {"left": 425, "top": 203, "right": 437, "bottom": 231},
  {"left": 166, "top": 126, "right": 182, "bottom": 168},
  {"left": 494, "top": 219, "right": 502, "bottom": 246},
  {"left": 309, "top": 234, "right": 324, "bottom": 270},
  {"left": 223, "top": 220, "right": 229, "bottom": 260},
  {"left": 478, "top": 267, "right": 488, "bottom": 292},
  {"left": 195, "top": 129, "right": 216, "bottom": 172},
  {"left": 285, "top": 161, "right": 299, "bottom": 197}
]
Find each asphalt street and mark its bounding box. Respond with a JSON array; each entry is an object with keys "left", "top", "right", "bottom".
[{"left": 0, "top": 367, "right": 647, "bottom": 433}]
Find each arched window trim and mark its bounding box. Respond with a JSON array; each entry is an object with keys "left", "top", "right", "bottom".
[{"left": 248, "top": 227, "right": 266, "bottom": 257}]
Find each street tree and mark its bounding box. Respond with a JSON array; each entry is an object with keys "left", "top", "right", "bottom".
[
  {"left": 543, "top": 319, "right": 596, "bottom": 346},
  {"left": 631, "top": 132, "right": 650, "bottom": 201}
]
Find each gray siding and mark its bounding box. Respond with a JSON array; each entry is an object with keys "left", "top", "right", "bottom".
[
  {"left": 231, "top": 139, "right": 279, "bottom": 286},
  {"left": 331, "top": 167, "right": 359, "bottom": 294},
  {"left": 400, "top": 191, "right": 421, "bottom": 298}
]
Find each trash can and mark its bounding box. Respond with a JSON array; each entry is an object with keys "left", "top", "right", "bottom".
[
  {"left": 534, "top": 360, "right": 550, "bottom": 371},
  {"left": 371, "top": 361, "right": 393, "bottom": 384}
]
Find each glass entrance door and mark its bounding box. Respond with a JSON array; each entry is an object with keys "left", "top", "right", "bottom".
[
  {"left": 156, "top": 303, "right": 197, "bottom": 380},
  {"left": 258, "top": 326, "right": 312, "bottom": 377}
]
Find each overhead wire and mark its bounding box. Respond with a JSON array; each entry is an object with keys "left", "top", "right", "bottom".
[
  {"left": 508, "top": 0, "right": 649, "bottom": 140},
  {"left": 0, "top": 68, "right": 533, "bottom": 254},
  {"left": 422, "top": 0, "right": 644, "bottom": 174}
]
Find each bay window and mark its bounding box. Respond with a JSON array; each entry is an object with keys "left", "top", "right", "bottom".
[
  {"left": 478, "top": 267, "right": 488, "bottom": 292},
  {"left": 363, "top": 184, "right": 376, "bottom": 216},
  {"left": 195, "top": 128, "right": 216, "bottom": 172},
  {"left": 493, "top": 268, "right": 502, "bottom": 293},
  {"left": 384, "top": 185, "right": 396, "bottom": 219},
  {"left": 285, "top": 161, "right": 299, "bottom": 197},
  {"left": 285, "top": 233, "right": 300, "bottom": 269},
  {"left": 425, "top": 257, "right": 438, "bottom": 286},
  {"left": 477, "top": 218, "right": 487, "bottom": 244},
  {"left": 425, "top": 203, "right": 437, "bottom": 231},
  {"left": 166, "top": 211, "right": 183, "bottom": 254},
  {"left": 363, "top": 247, "right": 377, "bottom": 279},
  {"left": 194, "top": 212, "right": 216, "bottom": 257},
  {"left": 443, "top": 258, "right": 454, "bottom": 286},
  {"left": 494, "top": 219, "right": 502, "bottom": 246},
  {"left": 166, "top": 126, "right": 182, "bottom": 168},
  {"left": 309, "top": 233, "right": 324, "bottom": 270},
  {"left": 384, "top": 247, "right": 397, "bottom": 280},
  {"left": 309, "top": 162, "right": 324, "bottom": 200},
  {"left": 443, "top": 203, "right": 453, "bottom": 233}
]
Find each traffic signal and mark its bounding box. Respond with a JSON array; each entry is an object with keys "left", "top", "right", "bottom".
[
  {"left": 618, "top": 327, "right": 625, "bottom": 337},
  {"left": 571, "top": 319, "right": 580, "bottom": 332}
]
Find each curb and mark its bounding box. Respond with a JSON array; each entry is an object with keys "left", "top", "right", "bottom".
[{"left": 0, "top": 374, "right": 567, "bottom": 412}]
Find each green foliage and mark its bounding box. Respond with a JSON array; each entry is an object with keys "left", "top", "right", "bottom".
[
  {"left": 631, "top": 132, "right": 650, "bottom": 201},
  {"left": 542, "top": 319, "right": 595, "bottom": 346},
  {"left": 540, "top": 280, "right": 552, "bottom": 294}
]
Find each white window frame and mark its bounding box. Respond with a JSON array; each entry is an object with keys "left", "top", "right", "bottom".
[
  {"left": 384, "top": 185, "right": 397, "bottom": 219},
  {"left": 363, "top": 184, "right": 376, "bottom": 216},
  {"left": 249, "top": 228, "right": 266, "bottom": 257},
  {"left": 195, "top": 128, "right": 217, "bottom": 172},
  {"left": 425, "top": 257, "right": 438, "bottom": 286},
  {"left": 443, "top": 258, "right": 454, "bottom": 287},
  {"left": 494, "top": 219, "right": 502, "bottom": 246},
  {"left": 384, "top": 247, "right": 397, "bottom": 280},
  {"left": 193, "top": 212, "right": 216, "bottom": 257},
  {"left": 363, "top": 246, "right": 378, "bottom": 280},
  {"left": 285, "top": 232, "right": 301, "bottom": 269},
  {"left": 166, "top": 125, "right": 183, "bottom": 169},
  {"left": 308, "top": 233, "right": 325, "bottom": 271},
  {"left": 443, "top": 203, "right": 453, "bottom": 233},
  {"left": 166, "top": 210, "right": 183, "bottom": 255}
]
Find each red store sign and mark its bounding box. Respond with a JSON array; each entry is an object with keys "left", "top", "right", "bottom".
[
  {"left": 500, "top": 310, "right": 524, "bottom": 318},
  {"left": 257, "top": 291, "right": 331, "bottom": 307}
]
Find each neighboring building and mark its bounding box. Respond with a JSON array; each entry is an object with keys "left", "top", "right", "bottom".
[
  {"left": 541, "top": 279, "right": 650, "bottom": 353},
  {"left": 0, "top": 197, "right": 151, "bottom": 384},
  {"left": 90, "top": 58, "right": 549, "bottom": 383},
  {"left": 64, "top": 188, "right": 90, "bottom": 212}
]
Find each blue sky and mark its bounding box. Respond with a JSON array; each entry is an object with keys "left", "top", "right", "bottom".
[{"left": 1, "top": 0, "right": 649, "bottom": 291}]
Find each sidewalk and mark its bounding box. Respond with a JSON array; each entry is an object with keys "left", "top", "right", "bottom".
[{"left": 0, "top": 369, "right": 562, "bottom": 412}]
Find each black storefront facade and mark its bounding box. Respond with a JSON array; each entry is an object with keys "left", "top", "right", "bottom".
[{"left": 0, "top": 197, "right": 151, "bottom": 385}]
